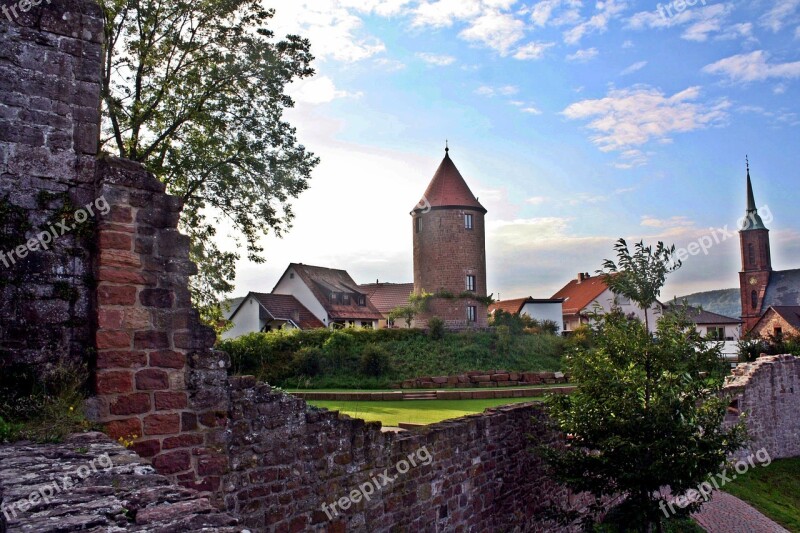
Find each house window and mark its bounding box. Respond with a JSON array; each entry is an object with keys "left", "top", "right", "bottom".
[
  {"left": 415, "top": 217, "right": 421, "bottom": 233},
  {"left": 751, "top": 290, "right": 758, "bottom": 310},
  {"left": 465, "top": 213, "right": 473, "bottom": 230},
  {"left": 361, "top": 321, "right": 373, "bottom": 329},
  {"left": 466, "top": 275, "right": 476, "bottom": 291},
  {"left": 357, "top": 295, "right": 366, "bottom": 306},
  {"left": 775, "top": 327, "right": 783, "bottom": 338},
  {"left": 467, "top": 305, "right": 477, "bottom": 322},
  {"left": 748, "top": 243, "right": 755, "bottom": 266},
  {"left": 342, "top": 294, "right": 351, "bottom": 305},
  {"left": 617, "top": 295, "right": 631, "bottom": 305},
  {"left": 290, "top": 273, "right": 295, "bottom": 279},
  {"left": 707, "top": 327, "right": 724, "bottom": 340}
]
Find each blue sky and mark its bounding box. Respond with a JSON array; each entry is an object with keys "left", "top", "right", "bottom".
[{"left": 226, "top": 0, "right": 800, "bottom": 303}]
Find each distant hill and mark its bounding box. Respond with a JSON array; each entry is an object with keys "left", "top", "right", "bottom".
[{"left": 673, "top": 288, "right": 741, "bottom": 319}]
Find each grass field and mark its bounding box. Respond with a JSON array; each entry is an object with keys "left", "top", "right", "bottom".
[
  {"left": 287, "top": 383, "right": 568, "bottom": 393},
  {"left": 722, "top": 457, "right": 800, "bottom": 532},
  {"left": 306, "top": 397, "right": 542, "bottom": 426}
]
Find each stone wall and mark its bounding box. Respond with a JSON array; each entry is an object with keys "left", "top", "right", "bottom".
[
  {"left": 399, "top": 369, "right": 569, "bottom": 389},
  {"left": 724, "top": 354, "right": 800, "bottom": 459},
  {"left": 0, "top": 0, "right": 103, "bottom": 378},
  {"left": 89, "top": 157, "right": 232, "bottom": 499},
  {"left": 0, "top": 432, "right": 239, "bottom": 532},
  {"left": 224, "top": 378, "right": 596, "bottom": 532}
]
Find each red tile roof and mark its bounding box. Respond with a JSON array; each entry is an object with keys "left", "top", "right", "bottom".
[
  {"left": 236, "top": 292, "right": 325, "bottom": 329},
  {"left": 488, "top": 298, "right": 528, "bottom": 315},
  {"left": 358, "top": 283, "right": 414, "bottom": 314},
  {"left": 281, "top": 263, "right": 384, "bottom": 321},
  {"left": 413, "top": 151, "right": 486, "bottom": 212},
  {"left": 551, "top": 274, "right": 610, "bottom": 316}
]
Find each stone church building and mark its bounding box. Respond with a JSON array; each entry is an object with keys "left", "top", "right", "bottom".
[{"left": 739, "top": 163, "right": 800, "bottom": 337}]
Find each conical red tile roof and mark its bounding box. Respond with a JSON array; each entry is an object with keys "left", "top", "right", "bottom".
[{"left": 414, "top": 150, "right": 486, "bottom": 212}]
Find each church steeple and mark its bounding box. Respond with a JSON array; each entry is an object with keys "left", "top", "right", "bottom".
[{"left": 743, "top": 156, "right": 767, "bottom": 231}]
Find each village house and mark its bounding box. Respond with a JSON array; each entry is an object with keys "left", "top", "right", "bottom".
[
  {"left": 223, "top": 292, "right": 325, "bottom": 339},
  {"left": 358, "top": 282, "right": 415, "bottom": 328},
  {"left": 488, "top": 298, "right": 565, "bottom": 333},
  {"left": 551, "top": 272, "right": 663, "bottom": 333}
]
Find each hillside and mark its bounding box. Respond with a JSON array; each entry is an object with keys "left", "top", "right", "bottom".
[{"left": 675, "top": 288, "right": 741, "bottom": 318}]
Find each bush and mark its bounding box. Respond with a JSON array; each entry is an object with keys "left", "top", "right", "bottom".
[
  {"left": 428, "top": 317, "right": 445, "bottom": 340},
  {"left": 292, "top": 346, "right": 322, "bottom": 376},
  {"left": 359, "top": 344, "right": 391, "bottom": 377},
  {"left": 0, "top": 416, "right": 20, "bottom": 443}
]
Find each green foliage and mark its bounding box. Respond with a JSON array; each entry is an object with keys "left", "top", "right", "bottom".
[
  {"left": 359, "top": 344, "right": 391, "bottom": 377},
  {"left": 543, "top": 303, "right": 746, "bottom": 531},
  {"left": 739, "top": 331, "right": 800, "bottom": 361},
  {"left": 388, "top": 305, "right": 418, "bottom": 328},
  {"left": 0, "top": 362, "right": 93, "bottom": 443},
  {"left": 428, "top": 317, "right": 445, "bottom": 340},
  {"left": 99, "top": 0, "right": 319, "bottom": 323},
  {"left": 219, "top": 328, "right": 565, "bottom": 388},
  {"left": 292, "top": 346, "right": 322, "bottom": 376},
  {"left": 599, "top": 238, "right": 682, "bottom": 331},
  {"left": 738, "top": 337, "right": 768, "bottom": 362}
]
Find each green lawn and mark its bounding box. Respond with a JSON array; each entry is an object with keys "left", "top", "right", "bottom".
[
  {"left": 288, "top": 383, "right": 568, "bottom": 393},
  {"left": 722, "top": 457, "right": 800, "bottom": 532},
  {"left": 306, "top": 397, "right": 542, "bottom": 426}
]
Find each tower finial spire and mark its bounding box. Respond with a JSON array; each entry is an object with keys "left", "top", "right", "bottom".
[
  {"left": 445, "top": 139, "right": 449, "bottom": 154},
  {"left": 746, "top": 154, "right": 750, "bottom": 177}
]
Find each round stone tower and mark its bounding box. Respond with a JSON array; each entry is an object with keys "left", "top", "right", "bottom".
[{"left": 412, "top": 147, "right": 488, "bottom": 329}]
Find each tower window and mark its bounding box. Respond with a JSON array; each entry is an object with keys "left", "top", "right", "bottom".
[
  {"left": 467, "top": 305, "right": 477, "bottom": 322},
  {"left": 751, "top": 290, "right": 758, "bottom": 310},
  {"left": 466, "top": 275, "right": 476, "bottom": 291},
  {"left": 465, "top": 214, "right": 473, "bottom": 230},
  {"left": 748, "top": 243, "right": 755, "bottom": 266},
  {"left": 415, "top": 217, "right": 421, "bottom": 233}
]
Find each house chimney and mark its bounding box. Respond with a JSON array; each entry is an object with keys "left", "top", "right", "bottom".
[{"left": 577, "top": 273, "right": 585, "bottom": 283}]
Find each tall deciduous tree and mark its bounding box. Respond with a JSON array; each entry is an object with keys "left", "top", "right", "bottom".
[
  {"left": 599, "top": 238, "right": 682, "bottom": 333},
  {"left": 544, "top": 246, "right": 745, "bottom": 532},
  {"left": 99, "top": 0, "right": 319, "bottom": 324}
]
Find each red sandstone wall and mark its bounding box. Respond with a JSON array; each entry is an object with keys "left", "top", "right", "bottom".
[{"left": 224, "top": 376, "right": 597, "bottom": 532}]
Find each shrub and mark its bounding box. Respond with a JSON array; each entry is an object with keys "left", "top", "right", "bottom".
[
  {"left": 323, "top": 330, "right": 356, "bottom": 368},
  {"left": 292, "top": 346, "right": 322, "bottom": 376},
  {"left": 360, "top": 344, "right": 390, "bottom": 377},
  {"left": 428, "top": 317, "right": 445, "bottom": 340},
  {"left": 0, "top": 416, "right": 20, "bottom": 443}
]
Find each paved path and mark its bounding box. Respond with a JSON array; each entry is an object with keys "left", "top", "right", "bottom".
[{"left": 693, "top": 491, "right": 791, "bottom": 533}]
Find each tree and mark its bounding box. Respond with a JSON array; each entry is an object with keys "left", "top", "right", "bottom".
[
  {"left": 99, "top": 0, "right": 319, "bottom": 324},
  {"left": 599, "top": 239, "right": 682, "bottom": 333},
  {"left": 388, "top": 305, "right": 417, "bottom": 328},
  {"left": 543, "top": 284, "right": 745, "bottom": 531}
]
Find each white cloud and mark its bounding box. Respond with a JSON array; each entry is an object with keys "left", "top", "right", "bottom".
[
  {"left": 459, "top": 10, "right": 527, "bottom": 54},
  {"left": 627, "top": 3, "right": 735, "bottom": 42},
  {"left": 774, "top": 83, "right": 788, "bottom": 94},
  {"left": 416, "top": 52, "right": 457, "bottom": 65},
  {"left": 566, "top": 47, "right": 599, "bottom": 61},
  {"left": 526, "top": 196, "right": 549, "bottom": 205},
  {"left": 562, "top": 85, "right": 730, "bottom": 156},
  {"left": 563, "top": 0, "right": 628, "bottom": 44},
  {"left": 476, "top": 84, "right": 520, "bottom": 96},
  {"left": 521, "top": 106, "right": 543, "bottom": 114},
  {"left": 620, "top": 60, "right": 647, "bottom": 75},
  {"left": 288, "top": 76, "right": 361, "bottom": 105},
  {"left": 640, "top": 215, "right": 695, "bottom": 228},
  {"left": 531, "top": 0, "right": 562, "bottom": 26},
  {"left": 759, "top": 0, "right": 800, "bottom": 32},
  {"left": 513, "top": 41, "right": 557, "bottom": 60},
  {"left": 271, "top": 2, "right": 388, "bottom": 62},
  {"left": 374, "top": 57, "right": 407, "bottom": 71},
  {"left": 703, "top": 50, "right": 800, "bottom": 82},
  {"left": 622, "top": 39, "right": 634, "bottom": 48}
]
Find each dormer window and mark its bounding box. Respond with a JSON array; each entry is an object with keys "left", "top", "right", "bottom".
[
  {"left": 343, "top": 294, "right": 351, "bottom": 305},
  {"left": 465, "top": 213, "right": 473, "bottom": 230},
  {"left": 358, "top": 295, "right": 366, "bottom": 306}
]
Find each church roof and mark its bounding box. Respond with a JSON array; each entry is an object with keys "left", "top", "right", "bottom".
[
  {"left": 742, "top": 161, "right": 768, "bottom": 231},
  {"left": 413, "top": 149, "right": 486, "bottom": 213},
  {"left": 763, "top": 269, "right": 800, "bottom": 308}
]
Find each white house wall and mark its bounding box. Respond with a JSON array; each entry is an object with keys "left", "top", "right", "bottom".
[
  {"left": 222, "top": 296, "right": 262, "bottom": 340},
  {"left": 520, "top": 302, "right": 564, "bottom": 334},
  {"left": 585, "top": 288, "right": 662, "bottom": 333},
  {"left": 272, "top": 267, "right": 330, "bottom": 326}
]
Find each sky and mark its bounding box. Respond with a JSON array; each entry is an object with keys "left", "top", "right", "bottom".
[{"left": 224, "top": 0, "right": 800, "bottom": 303}]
